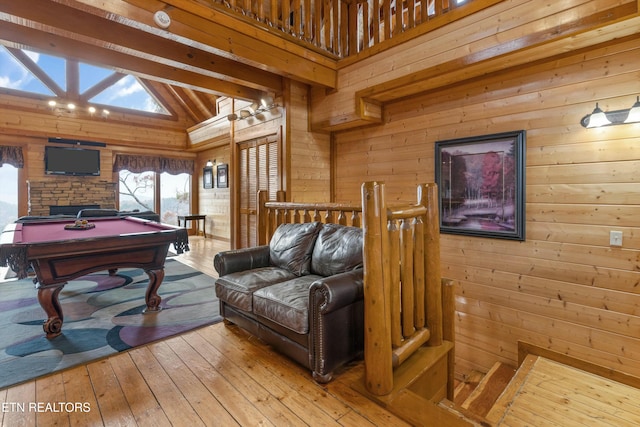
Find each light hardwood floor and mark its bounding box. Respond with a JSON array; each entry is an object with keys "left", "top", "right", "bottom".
[{"left": 0, "top": 236, "right": 410, "bottom": 427}]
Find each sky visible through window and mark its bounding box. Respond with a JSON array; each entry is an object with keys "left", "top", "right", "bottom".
[{"left": 0, "top": 47, "right": 168, "bottom": 114}]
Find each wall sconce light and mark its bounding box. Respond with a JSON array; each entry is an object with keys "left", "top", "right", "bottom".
[
  {"left": 581, "top": 97, "right": 640, "bottom": 128},
  {"left": 227, "top": 96, "right": 280, "bottom": 122},
  {"left": 206, "top": 159, "right": 216, "bottom": 167}
]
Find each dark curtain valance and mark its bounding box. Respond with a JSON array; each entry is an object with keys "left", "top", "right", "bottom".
[
  {"left": 113, "top": 154, "right": 194, "bottom": 175},
  {"left": 0, "top": 145, "right": 24, "bottom": 168}
]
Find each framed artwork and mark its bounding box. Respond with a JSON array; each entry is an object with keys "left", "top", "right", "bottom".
[
  {"left": 203, "top": 167, "right": 213, "bottom": 189},
  {"left": 435, "top": 130, "right": 526, "bottom": 241},
  {"left": 217, "top": 163, "right": 228, "bottom": 188}
]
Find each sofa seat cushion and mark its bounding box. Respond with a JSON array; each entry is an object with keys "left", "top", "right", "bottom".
[
  {"left": 215, "top": 267, "right": 297, "bottom": 312},
  {"left": 311, "top": 224, "right": 363, "bottom": 277},
  {"left": 252, "top": 275, "right": 323, "bottom": 334},
  {"left": 270, "top": 222, "right": 322, "bottom": 276}
]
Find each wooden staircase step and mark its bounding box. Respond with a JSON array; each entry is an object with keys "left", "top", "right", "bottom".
[
  {"left": 461, "top": 362, "right": 516, "bottom": 418},
  {"left": 454, "top": 370, "right": 485, "bottom": 406}
]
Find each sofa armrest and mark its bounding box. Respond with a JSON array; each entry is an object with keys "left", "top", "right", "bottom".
[
  {"left": 214, "top": 245, "right": 271, "bottom": 276},
  {"left": 310, "top": 269, "right": 364, "bottom": 314}
]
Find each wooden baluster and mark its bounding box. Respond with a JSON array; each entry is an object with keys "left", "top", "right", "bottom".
[
  {"left": 292, "top": 0, "right": 301, "bottom": 35},
  {"left": 337, "top": 210, "right": 346, "bottom": 225},
  {"left": 348, "top": 1, "right": 358, "bottom": 55},
  {"left": 257, "top": 190, "right": 268, "bottom": 245},
  {"left": 422, "top": 183, "right": 442, "bottom": 345},
  {"left": 400, "top": 218, "right": 415, "bottom": 338},
  {"left": 413, "top": 216, "right": 426, "bottom": 328},
  {"left": 268, "top": 207, "right": 276, "bottom": 242},
  {"left": 389, "top": 219, "right": 402, "bottom": 348},
  {"left": 383, "top": 0, "right": 391, "bottom": 41},
  {"left": 282, "top": 0, "right": 291, "bottom": 32},
  {"left": 314, "top": 0, "right": 322, "bottom": 47},
  {"left": 293, "top": 208, "right": 301, "bottom": 224},
  {"left": 351, "top": 210, "right": 360, "bottom": 227},
  {"left": 434, "top": 0, "right": 443, "bottom": 16},
  {"left": 407, "top": 0, "right": 416, "bottom": 28},
  {"left": 421, "top": 0, "right": 428, "bottom": 21},
  {"left": 361, "top": 1, "right": 369, "bottom": 51},
  {"left": 323, "top": 0, "right": 331, "bottom": 50},
  {"left": 275, "top": 208, "right": 284, "bottom": 229},
  {"left": 312, "top": 209, "right": 321, "bottom": 222},
  {"left": 394, "top": 0, "right": 403, "bottom": 35},
  {"left": 304, "top": 0, "right": 312, "bottom": 41},
  {"left": 362, "top": 181, "right": 393, "bottom": 396},
  {"left": 442, "top": 278, "right": 456, "bottom": 400},
  {"left": 270, "top": 0, "right": 278, "bottom": 25}
]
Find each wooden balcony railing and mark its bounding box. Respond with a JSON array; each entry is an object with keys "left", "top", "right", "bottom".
[
  {"left": 257, "top": 190, "right": 362, "bottom": 245},
  {"left": 212, "top": 0, "right": 471, "bottom": 58}
]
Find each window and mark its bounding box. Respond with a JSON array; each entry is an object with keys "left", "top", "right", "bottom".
[
  {"left": 0, "top": 164, "right": 18, "bottom": 280},
  {"left": 118, "top": 170, "right": 156, "bottom": 212},
  {"left": 0, "top": 46, "right": 171, "bottom": 116},
  {"left": 0, "top": 164, "right": 18, "bottom": 230},
  {"left": 160, "top": 172, "right": 191, "bottom": 225},
  {"left": 118, "top": 170, "right": 191, "bottom": 225}
]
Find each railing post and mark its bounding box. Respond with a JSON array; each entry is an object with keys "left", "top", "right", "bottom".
[
  {"left": 420, "top": 183, "right": 443, "bottom": 345},
  {"left": 362, "top": 181, "right": 393, "bottom": 396}
]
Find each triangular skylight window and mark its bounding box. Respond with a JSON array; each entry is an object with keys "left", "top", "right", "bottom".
[
  {"left": 88, "top": 75, "right": 168, "bottom": 114},
  {"left": 0, "top": 46, "right": 170, "bottom": 116},
  {"left": 0, "top": 48, "right": 55, "bottom": 96}
]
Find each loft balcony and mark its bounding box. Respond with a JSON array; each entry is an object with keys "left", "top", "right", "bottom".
[{"left": 211, "top": 0, "right": 475, "bottom": 58}]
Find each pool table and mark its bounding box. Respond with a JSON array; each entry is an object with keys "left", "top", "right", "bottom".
[{"left": 0, "top": 216, "right": 189, "bottom": 338}]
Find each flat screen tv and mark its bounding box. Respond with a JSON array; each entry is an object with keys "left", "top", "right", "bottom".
[{"left": 45, "top": 146, "right": 101, "bottom": 176}]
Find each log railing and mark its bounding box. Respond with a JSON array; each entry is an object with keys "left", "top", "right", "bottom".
[
  {"left": 211, "top": 0, "right": 473, "bottom": 58},
  {"left": 257, "top": 190, "right": 361, "bottom": 244},
  {"left": 361, "top": 181, "right": 454, "bottom": 397}
]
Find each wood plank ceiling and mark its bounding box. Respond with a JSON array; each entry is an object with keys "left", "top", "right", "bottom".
[{"left": 0, "top": 0, "right": 338, "bottom": 127}]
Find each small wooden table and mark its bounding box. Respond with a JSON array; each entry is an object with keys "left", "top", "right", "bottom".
[{"left": 177, "top": 214, "right": 207, "bottom": 238}]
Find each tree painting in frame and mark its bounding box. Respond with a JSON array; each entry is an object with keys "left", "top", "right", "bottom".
[
  {"left": 217, "top": 163, "right": 228, "bottom": 188},
  {"left": 435, "top": 130, "right": 526, "bottom": 241}
]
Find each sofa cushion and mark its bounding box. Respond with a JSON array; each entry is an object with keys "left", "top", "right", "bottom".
[
  {"left": 215, "top": 267, "right": 297, "bottom": 312},
  {"left": 252, "top": 275, "right": 323, "bottom": 334},
  {"left": 269, "top": 222, "right": 322, "bottom": 276},
  {"left": 311, "top": 224, "right": 363, "bottom": 277}
]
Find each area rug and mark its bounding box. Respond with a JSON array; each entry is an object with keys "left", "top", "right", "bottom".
[{"left": 0, "top": 259, "right": 221, "bottom": 389}]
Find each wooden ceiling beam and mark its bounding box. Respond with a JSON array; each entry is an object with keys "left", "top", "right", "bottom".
[
  {"left": 76, "top": 0, "right": 337, "bottom": 88},
  {"left": 0, "top": 21, "right": 265, "bottom": 101},
  {"left": 160, "top": 83, "right": 204, "bottom": 123},
  {"left": 0, "top": 0, "right": 283, "bottom": 95}
]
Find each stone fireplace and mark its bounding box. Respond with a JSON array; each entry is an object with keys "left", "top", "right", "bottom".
[{"left": 28, "top": 180, "right": 117, "bottom": 216}]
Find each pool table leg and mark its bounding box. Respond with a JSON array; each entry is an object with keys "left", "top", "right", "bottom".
[
  {"left": 143, "top": 267, "right": 164, "bottom": 313},
  {"left": 36, "top": 284, "right": 65, "bottom": 339}
]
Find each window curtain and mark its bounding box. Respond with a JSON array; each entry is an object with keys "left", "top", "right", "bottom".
[
  {"left": 112, "top": 154, "right": 194, "bottom": 175},
  {"left": 0, "top": 145, "right": 24, "bottom": 168}
]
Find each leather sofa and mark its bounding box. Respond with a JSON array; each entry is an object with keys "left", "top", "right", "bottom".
[{"left": 214, "top": 221, "right": 364, "bottom": 383}]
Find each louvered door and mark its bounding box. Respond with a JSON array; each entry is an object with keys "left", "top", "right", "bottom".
[{"left": 237, "top": 133, "right": 280, "bottom": 248}]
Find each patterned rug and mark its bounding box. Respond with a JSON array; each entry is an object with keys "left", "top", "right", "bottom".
[{"left": 0, "top": 259, "right": 220, "bottom": 390}]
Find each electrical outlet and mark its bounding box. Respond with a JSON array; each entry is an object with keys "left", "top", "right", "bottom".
[{"left": 610, "top": 230, "right": 623, "bottom": 247}]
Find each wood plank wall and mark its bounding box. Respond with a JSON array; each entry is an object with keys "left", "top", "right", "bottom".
[
  {"left": 332, "top": 32, "right": 640, "bottom": 378},
  {"left": 287, "top": 80, "right": 332, "bottom": 203},
  {"left": 197, "top": 146, "right": 231, "bottom": 242}
]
